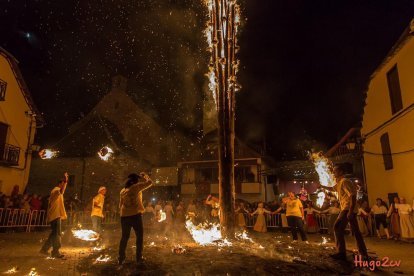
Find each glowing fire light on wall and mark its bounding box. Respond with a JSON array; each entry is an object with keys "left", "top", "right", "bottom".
[
  {"left": 311, "top": 152, "right": 336, "bottom": 187},
  {"left": 72, "top": 229, "right": 99, "bottom": 241},
  {"left": 39, "top": 149, "right": 58, "bottom": 159},
  {"left": 97, "top": 146, "right": 114, "bottom": 161}
]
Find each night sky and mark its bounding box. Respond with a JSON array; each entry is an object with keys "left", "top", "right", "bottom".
[{"left": 1, "top": 0, "right": 414, "bottom": 160}]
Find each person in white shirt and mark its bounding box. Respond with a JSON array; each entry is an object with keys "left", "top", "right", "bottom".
[
  {"left": 371, "top": 198, "right": 390, "bottom": 239},
  {"left": 395, "top": 197, "right": 414, "bottom": 239}
]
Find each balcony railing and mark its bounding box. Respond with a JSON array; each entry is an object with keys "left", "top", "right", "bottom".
[{"left": 0, "top": 143, "right": 20, "bottom": 166}]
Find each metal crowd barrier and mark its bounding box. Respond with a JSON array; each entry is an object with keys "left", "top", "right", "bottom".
[
  {"left": 0, "top": 208, "right": 120, "bottom": 232},
  {"left": 243, "top": 213, "right": 285, "bottom": 228},
  {"left": 244, "top": 213, "right": 354, "bottom": 233}
]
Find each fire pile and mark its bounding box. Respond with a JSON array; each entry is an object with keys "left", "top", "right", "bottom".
[
  {"left": 72, "top": 229, "right": 99, "bottom": 241},
  {"left": 185, "top": 219, "right": 222, "bottom": 246},
  {"left": 27, "top": 268, "right": 38, "bottom": 276},
  {"left": 158, "top": 210, "right": 167, "bottom": 222},
  {"left": 94, "top": 255, "right": 111, "bottom": 264},
  {"left": 92, "top": 245, "right": 105, "bottom": 252},
  {"left": 185, "top": 219, "right": 259, "bottom": 249},
  {"left": 4, "top": 267, "right": 18, "bottom": 274},
  {"left": 172, "top": 244, "right": 186, "bottom": 254}
]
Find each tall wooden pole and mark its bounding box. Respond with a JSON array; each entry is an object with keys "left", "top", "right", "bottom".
[{"left": 205, "top": 0, "right": 241, "bottom": 237}]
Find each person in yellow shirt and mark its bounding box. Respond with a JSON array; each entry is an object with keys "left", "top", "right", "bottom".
[
  {"left": 282, "top": 191, "right": 307, "bottom": 243},
  {"left": 91, "top": 186, "right": 106, "bottom": 233},
  {"left": 40, "top": 172, "right": 68, "bottom": 258},
  {"left": 118, "top": 172, "right": 153, "bottom": 266}
]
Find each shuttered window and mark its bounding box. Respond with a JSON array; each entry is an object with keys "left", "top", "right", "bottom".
[
  {"left": 0, "top": 79, "right": 6, "bottom": 101},
  {"left": 386, "top": 65, "right": 403, "bottom": 114},
  {"left": 380, "top": 133, "right": 393, "bottom": 170}
]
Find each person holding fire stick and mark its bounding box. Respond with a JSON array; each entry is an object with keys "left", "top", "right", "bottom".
[
  {"left": 39, "top": 172, "right": 69, "bottom": 258},
  {"left": 118, "top": 172, "right": 153, "bottom": 266},
  {"left": 323, "top": 164, "right": 368, "bottom": 261}
]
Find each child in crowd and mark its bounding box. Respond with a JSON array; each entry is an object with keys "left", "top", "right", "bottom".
[
  {"left": 387, "top": 197, "right": 401, "bottom": 240},
  {"left": 251, "top": 202, "right": 272, "bottom": 232},
  {"left": 304, "top": 201, "right": 320, "bottom": 233},
  {"left": 371, "top": 198, "right": 390, "bottom": 239},
  {"left": 357, "top": 203, "right": 369, "bottom": 236},
  {"left": 235, "top": 202, "right": 249, "bottom": 229}
]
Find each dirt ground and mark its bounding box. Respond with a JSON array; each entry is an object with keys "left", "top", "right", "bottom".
[{"left": 0, "top": 226, "right": 413, "bottom": 275}]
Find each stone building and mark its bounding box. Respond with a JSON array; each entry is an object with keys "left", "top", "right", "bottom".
[{"left": 29, "top": 75, "right": 198, "bottom": 203}]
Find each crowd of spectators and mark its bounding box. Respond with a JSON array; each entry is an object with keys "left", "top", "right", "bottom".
[{"left": 0, "top": 191, "right": 48, "bottom": 212}]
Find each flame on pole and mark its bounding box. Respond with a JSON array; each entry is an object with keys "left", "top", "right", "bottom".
[{"left": 204, "top": 0, "right": 241, "bottom": 237}]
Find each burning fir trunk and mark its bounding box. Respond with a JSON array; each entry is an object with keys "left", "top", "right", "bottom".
[{"left": 205, "top": 0, "right": 241, "bottom": 237}]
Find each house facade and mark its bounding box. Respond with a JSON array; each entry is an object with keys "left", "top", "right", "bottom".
[
  {"left": 0, "top": 47, "right": 43, "bottom": 195},
  {"left": 177, "top": 138, "right": 276, "bottom": 203},
  {"left": 361, "top": 19, "right": 414, "bottom": 205}
]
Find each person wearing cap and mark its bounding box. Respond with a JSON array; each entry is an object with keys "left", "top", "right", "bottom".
[
  {"left": 91, "top": 186, "right": 107, "bottom": 233},
  {"left": 40, "top": 172, "right": 69, "bottom": 258},
  {"left": 118, "top": 172, "right": 153, "bottom": 265}
]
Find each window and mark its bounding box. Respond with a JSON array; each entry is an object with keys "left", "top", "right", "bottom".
[
  {"left": 386, "top": 65, "right": 403, "bottom": 114},
  {"left": 380, "top": 133, "right": 393, "bottom": 170},
  {"left": 235, "top": 166, "right": 256, "bottom": 182},
  {"left": 196, "top": 168, "right": 218, "bottom": 183},
  {"left": 0, "top": 79, "right": 6, "bottom": 101},
  {"left": 0, "top": 123, "right": 8, "bottom": 158}
]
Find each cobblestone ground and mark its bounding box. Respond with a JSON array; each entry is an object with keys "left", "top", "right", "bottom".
[{"left": 0, "top": 226, "right": 413, "bottom": 275}]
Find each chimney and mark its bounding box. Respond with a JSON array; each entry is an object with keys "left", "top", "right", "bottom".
[{"left": 111, "top": 75, "right": 128, "bottom": 92}]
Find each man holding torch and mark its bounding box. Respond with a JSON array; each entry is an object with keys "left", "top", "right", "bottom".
[
  {"left": 118, "top": 172, "right": 153, "bottom": 266},
  {"left": 326, "top": 164, "right": 368, "bottom": 261},
  {"left": 39, "top": 172, "right": 69, "bottom": 258}
]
